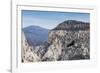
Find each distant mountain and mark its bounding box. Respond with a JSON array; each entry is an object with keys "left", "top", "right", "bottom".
[
  {"left": 22, "top": 25, "right": 49, "bottom": 46},
  {"left": 53, "top": 20, "right": 89, "bottom": 31}
]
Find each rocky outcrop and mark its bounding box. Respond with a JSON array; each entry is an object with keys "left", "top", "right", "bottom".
[
  {"left": 42, "top": 30, "right": 89, "bottom": 61},
  {"left": 42, "top": 20, "right": 90, "bottom": 61},
  {"left": 21, "top": 32, "right": 40, "bottom": 63}
]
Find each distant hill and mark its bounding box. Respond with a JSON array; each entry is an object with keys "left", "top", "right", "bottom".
[{"left": 22, "top": 25, "right": 49, "bottom": 46}]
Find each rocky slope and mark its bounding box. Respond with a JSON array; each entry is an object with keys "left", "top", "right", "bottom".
[
  {"left": 43, "top": 30, "right": 90, "bottom": 61},
  {"left": 42, "top": 20, "right": 90, "bottom": 61},
  {"left": 22, "top": 20, "right": 90, "bottom": 62},
  {"left": 21, "top": 32, "right": 40, "bottom": 62}
]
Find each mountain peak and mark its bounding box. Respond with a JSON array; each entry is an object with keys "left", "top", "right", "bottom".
[{"left": 52, "top": 20, "right": 89, "bottom": 31}]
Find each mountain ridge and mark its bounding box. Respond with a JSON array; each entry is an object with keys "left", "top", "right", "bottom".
[
  {"left": 23, "top": 25, "right": 49, "bottom": 46},
  {"left": 52, "top": 20, "right": 89, "bottom": 31}
]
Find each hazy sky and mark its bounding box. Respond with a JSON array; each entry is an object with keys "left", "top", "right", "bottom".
[{"left": 22, "top": 10, "right": 90, "bottom": 29}]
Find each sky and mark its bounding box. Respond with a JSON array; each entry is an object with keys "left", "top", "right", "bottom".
[{"left": 22, "top": 10, "right": 90, "bottom": 29}]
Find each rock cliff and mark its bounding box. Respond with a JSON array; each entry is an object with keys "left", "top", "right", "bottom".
[
  {"left": 42, "top": 20, "right": 90, "bottom": 61},
  {"left": 21, "top": 32, "right": 40, "bottom": 62}
]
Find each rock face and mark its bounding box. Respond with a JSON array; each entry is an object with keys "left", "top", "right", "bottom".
[
  {"left": 21, "top": 32, "right": 40, "bottom": 62},
  {"left": 43, "top": 30, "right": 89, "bottom": 61},
  {"left": 42, "top": 20, "right": 90, "bottom": 61},
  {"left": 22, "top": 20, "right": 90, "bottom": 62}
]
